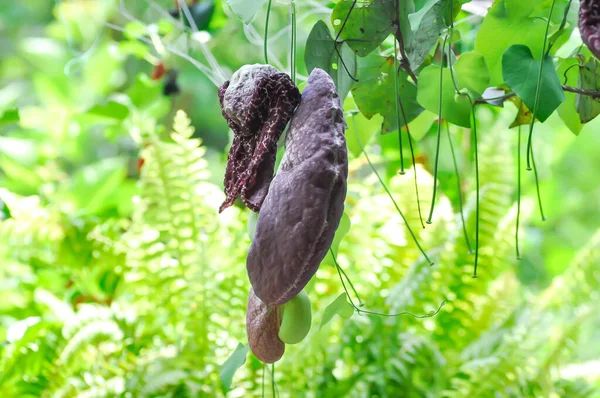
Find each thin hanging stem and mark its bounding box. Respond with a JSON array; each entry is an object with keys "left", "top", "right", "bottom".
[
  {"left": 446, "top": 122, "right": 472, "bottom": 253},
  {"left": 330, "top": 249, "right": 364, "bottom": 306},
  {"left": 471, "top": 110, "right": 480, "bottom": 278},
  {"left": 530, "top": 143, "right": 547, "bottom": 221},
  {"left": 394, "top": 39, "right": 406, "bottom": 175},
  {"left": 516, "top": 126, "right": 522, "bottom": 259},
  {"left": 427, "top": 36, "right": 448, "bottom": 224},
  {"left": 351, "top": 114, "right": 433, "bottom": 265},
  {"left": 290, "top": 0, "right": 297, "bottom": 83},
  {"left": 394, "top": 59, "right": 425, "bottom": 228},
  {"left": 331, "top": 249, "right": 445, "bottom": 317},
  {"left": 264, "top": 0, "right": 272, "bottom": 64},
  {"left": 526, "top": 0, "right": 557, "bottom": 170},
  {"left": 271, "top": 363, "right": 276, "bottom": 397},
  {"left": 447, "top": 1, "right": 479, "bottom": 274}
]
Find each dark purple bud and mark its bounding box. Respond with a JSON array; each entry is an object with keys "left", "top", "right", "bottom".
[
  {"left": 218, "top": 65, "right": 301, "bottom": 213},
  {"left": 247, "top": 69, "right": 348, "bottom": 306},
  {"left": 579, "top": 0, "right": 600, "bottom": 59}
]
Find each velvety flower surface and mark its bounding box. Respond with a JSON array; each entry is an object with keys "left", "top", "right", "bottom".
[
  {"left": 580, "top": 0, "right": 600, "bottom": 59},
  {"left": 218, "top": 64, "right": 301, "bottom": 213},
  {"left": 247, "top": 68, "right": 348, "bottom": 306}
]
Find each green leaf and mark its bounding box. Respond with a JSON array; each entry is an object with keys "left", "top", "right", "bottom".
[
  {"left": 417, "top": 65, "right": 472, "bottom": 128},
  {"left": 226, "top": 0, "right": 267, "bottom": 24},
  {"left": 509, "top": 98, "right": 534, "bottom": 128},
  {"left": 331, "top": 0, "right": 394, "bottom": 57},
  {"left": 576, "top": 58, "right": 600, "bottom": 124},
  {"left": 219, "top": 343, "right": 249, "bottom": 393},
  {"left": 502, "top": 44, "right": 565, "bottom": 123},
  {"left": 344, "top": 95, "right": 382, "bottom": 158},
  {"left": 322, "top": 212, "right": 351, "bottom": 266},
  {"left": 319, "top": 293, "right": 354, "bottom": 330},
  {"left": 0, "top": 109, "right": 19, "bottom": 127},
  {"left": 475, "top": 0, "right": 546, "bottom": 86},
  {"left": 87, "top": 100, "right": 130, "bottom": 121},
  {"left": 0, "top": 197, "right": 11, "bottom": 220},
  {"left": 454, "top": 51, "right": 490, "bottom": 99},
  {"left": 351, "top": 55, "right": 423, "bottom": 134},
  {"left": 305, "top": 20, "right": 357, "bottom": 101},
  {"left": 408, "top": 0, "right": 440, "bottom": 31},
  {"left": 404, "top": 1, "right": 448, "bottom": 69},
  {"left": 123, "top": 21, "right": 147, "bottom": 39},
  {"left": 557, "top": 57, "right": 583, "bottom": 135},
  {"left": 71, "top": 158, "right": 127, "bottom": 215}
]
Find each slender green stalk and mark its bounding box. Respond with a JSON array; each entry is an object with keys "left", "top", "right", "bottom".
[
  {"left": 394, "top": 58, "right": 425, "bottom": 228},
  {"left": 271, "top": 363, "right": 275, "bottom": 397},
  {"left": 264, "top": 0, "right": 272, "bottom": 64},
  {"left": 330, "top": 248, "right": 364, "bottom": 306},
  {"left": 426, "top": 37, "right": 448, "bottom": 224},
  {"left": 447, "top": 1, "right": 480, "bottom": 274},
  {"left": 471, "top": 111, "right": 480, "bottom": 278},
  {"left": 530, "top": 143, "right": 547, "bottom": 221},
  {"left": 516, "top": 126, "right": 522, "bottom": 259},
  {"left": 394, "top": 39, "right": 406, "bottom": 175},
  {"left": 446, "top": 122, "right": 472, "bottom": 253},
  {"left": 331, "top": 249, "right": 445, "bottom": 318},
  {"left": 290, "top": 0, "right": 296, "bottom": 83},
  {"left": 526, "top": 0, "right": 557, "bottom": 170},
  {"left": 351, "top": 115, "right": 433, "bottom": 265}
]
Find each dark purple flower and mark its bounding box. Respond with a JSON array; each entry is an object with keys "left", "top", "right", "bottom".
[{"left": 580, "top": 0, "right": 600, "bottom": 59}]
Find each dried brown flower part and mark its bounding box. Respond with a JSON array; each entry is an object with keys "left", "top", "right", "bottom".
[
  {"left": 246, "top": 288, "right": 284, "bottom": 363},
  {"left": 218, "top": 64, "right": 301, "bottom": 213},
  {"left": 247, "top": 68, "right": 348, "bottom": 306}
]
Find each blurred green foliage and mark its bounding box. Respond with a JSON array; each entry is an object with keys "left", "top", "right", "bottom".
[{"left": 1, "top": 0, "right": 599, "bottom": 397}]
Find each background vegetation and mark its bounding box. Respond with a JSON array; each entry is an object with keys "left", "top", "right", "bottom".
[{"left": 0, "top": 0, "right": 599, "bottom": 396}]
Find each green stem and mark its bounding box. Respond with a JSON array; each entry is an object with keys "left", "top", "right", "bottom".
[
  {"left": 290, "top": 0, "right": 296, "bottom": 83},
  {"left": 426, "top": 37, "right": 448, "bottom": 224},
  {"left": 351, "top": 114, "right": 433, "bottom": 265},
  {"left": 446, "top": 121, "right": 472, "bottom": 253},
  {"left": 472, "top": 110, "right": 480, "bottom": 278},
  {"left": 264, "top": 0, "right": 272, "bottom": 64},
  {"left": 516, "top": 126, "right": 522, "bottom": 259},
  {"left": 394, "top": 39, "right": 406, "bottom": 175},
  {"left": 531, "top": 143, "right": 547, "bottom": 221},
  {"left": 526, "top": 0, "right": 557, "bottom": 170},
  {"left": 331, "top": 249, "right": 445, "bottom": 318}
]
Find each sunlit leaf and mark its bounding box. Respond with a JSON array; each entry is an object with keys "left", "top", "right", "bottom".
[
  {"left": 305, "top": 20, "right": 357, "bottom": 101},
  {"left": 502, "top": 44, "right": 565, "bottom": 122},
  {"left": 226, "top": 0, "right": 267, "bottom": 24},
  {"left": 319, "top": 293, "right": 354, "bottom": 330},
  {"left": 220, "top": 343, "right": 249, "bottom": 393}
]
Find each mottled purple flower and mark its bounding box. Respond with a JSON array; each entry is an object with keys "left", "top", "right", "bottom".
[
  {"left": 218, "top": 65, "right": 301, "bottom": 213},
  {"left": 580, "top": 0, "right": 600, "bottom": 59}
]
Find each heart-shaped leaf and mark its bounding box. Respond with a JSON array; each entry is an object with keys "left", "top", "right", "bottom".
[
  {"left": 417, "top": 65, "right": 472, "bottom": 128},
  {"left": 502, "top": 44, "right": 565, "bottom": 122},
  {"left": 454, "top": 51, "right": 490, "bottom": 99},
  {"left": 319, "top": 293, "right": 354, "bottom": 330},
  {"left": 331, "top": 0, "right": 394, "bottom": 57},
  {"left": 576, "top": 58, "right": 600, "bottom": 124},
  {"left": 351, "top": 55, "right": 423, "bottom": 134},
  {"left": 220, "top": 343, "right": 249, "bottom": 393},
  {"left": 226, "top": 0, "right": 267, "bottom": 24},
  {"left": 305, "top": 20, "right": 357, "bottom": 101}
]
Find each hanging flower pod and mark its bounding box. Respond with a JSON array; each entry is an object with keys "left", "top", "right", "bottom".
[
  {"left": 247, "top": 68, "right": 348, "bottom": 306},
  {"left": 246, "top": 288, "right": 285, "bottom": 363},
  {"left": 218, "top": 64, "right": 301, "bottom": 213},
  {"left": 579, "top": 0, "right": 600, "bottom": 59}
]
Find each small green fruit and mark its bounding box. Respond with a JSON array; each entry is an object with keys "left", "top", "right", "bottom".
[{"left": 277, "top": 290, "right": 312, "bottom": 344}]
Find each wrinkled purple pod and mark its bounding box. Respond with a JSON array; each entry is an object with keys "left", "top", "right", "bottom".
[
  {"left": 247, "top": 68, "right": 348, "bottom": 306},
  {"left": 246, "top": 288, "right": 284, "bottom": 363},
  {"left": 579, "top": 0, "right": 600, "bottom": 59}
]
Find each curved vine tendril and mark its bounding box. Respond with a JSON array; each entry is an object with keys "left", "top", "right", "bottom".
[
  {"left": 264, "top": 0, "right": 272, "bottom": 64},
  {"left": 394, "top": 39, "right": 406, "bottom": 176},
  {"left": 350, "top": 113, "right": 433, "bottom": 265},
  {"left": 330, "top": 249, "right": 445, "bottom": 318}
]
